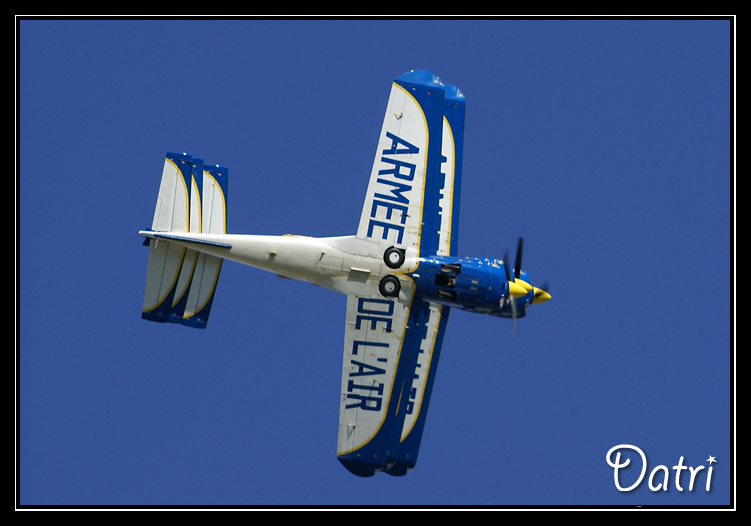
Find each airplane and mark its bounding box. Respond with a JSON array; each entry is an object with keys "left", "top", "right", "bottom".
[{"left": 138, "top": 70, "right": 551, "bottom": 477}]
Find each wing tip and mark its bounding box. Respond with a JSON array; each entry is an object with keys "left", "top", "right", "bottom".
[
  {"left": 396, "top": 69, "right": 443, "bottom": 88},
  {"left": 383, "top": 461, "right": 413, "bottom": 477},
  {"left": 337, "top": 458, "right": 380, "bottom": 478},
  {"left": 444, "top": 84, "right": 465, "bottom": 101},
  {"left": 337, "top": 457, "right": 416, "bottom": 477}
]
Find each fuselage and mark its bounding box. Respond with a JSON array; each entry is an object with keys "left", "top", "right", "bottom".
[
  {"left": 139, "top": 231, "right": 536, "bottom": 318},
  {"left": 409, "top": 255, "right": 529, "bottom": 317}
]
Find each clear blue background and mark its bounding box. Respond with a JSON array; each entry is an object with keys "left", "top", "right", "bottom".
[{"left": 19, "top": 19, "right": 733, "bottom": 506}]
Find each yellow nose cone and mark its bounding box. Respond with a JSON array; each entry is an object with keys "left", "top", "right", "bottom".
[
  {"left": 514, "top": 279, "right": 533, "bottom": 293},
  {"left": 531, "top": 287, "right": 551, "bottom": 304},
  {"left": 508, "top": 281, "right": 528, "bottom": 297}
]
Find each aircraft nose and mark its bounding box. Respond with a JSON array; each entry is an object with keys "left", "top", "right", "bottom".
[
  {"left": 531, "top": 287, "right": 551, "bottom": 304},
  {"left": 507, "top": 280, "right": 528, "bottom": 297}
]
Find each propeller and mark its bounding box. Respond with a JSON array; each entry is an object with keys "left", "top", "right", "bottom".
[
  {"left": 514, "top": 237, "right": 524, "bottom": 279},
  {"left": 502, "top": 240, "right": 524, "bottom": 332},
  {"left": 501, "top": 245, "right": 523, "bottom": 329},
  {"left": 500, "top": 238, "right": 551, "bottom": 331},
  {"left": 502, "top": 247, "right": 528, "bottom": 300},
  {"left": 500, "top": 250, "right": 518, "bottom": 332}
]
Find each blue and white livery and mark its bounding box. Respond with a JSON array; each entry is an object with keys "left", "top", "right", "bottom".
[{"left": 138, "top": 70, "right": 551, "bottom": 477}]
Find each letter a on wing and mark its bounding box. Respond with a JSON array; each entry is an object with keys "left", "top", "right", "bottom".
[{"left": 356, "top": 70, "right": 445, "bottom": 262}]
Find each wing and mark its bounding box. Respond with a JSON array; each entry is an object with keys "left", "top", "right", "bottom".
[
  {"left": 339, "top": 72, "right": 463, "bottom": 476},
  {"left": 356, "top": 70, "right": 445, "bottom": 261},
  {"left": 336, "top": 279, "right": 422, "bottom": 477},
  {"left": 436, "top": 84, "right": 466, "bottom": 257},
  {"left": 336, "top": 290, "right": 453, "bottom": 477},
  {"left": 386, "top": 301, "right": 451, "bottom": 475},
  {"left": 383, "top": 84, "right": 464, "bottom": 475}
]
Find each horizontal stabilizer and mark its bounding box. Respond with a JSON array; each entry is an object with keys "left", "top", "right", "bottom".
[
  {"left": 142, "top": 238, "right": 186, "bottom": 322},
  {"left": 181, "top": 254, "right": 223, "bottom": 329},
  {"left": 180, "top": 163, "right": 228, "bottom": 328},
  {"left": 142, "top": 153, "right": 228, "bottom": 328},
  {"left": 169, "top": 157, "right": 204, "bottom": 324},
  {"left": 151, "top": 152, "right": 192, "bottom": 233},
  {"left": 141, "top": 232, "right": 232, "bottom": 249}
]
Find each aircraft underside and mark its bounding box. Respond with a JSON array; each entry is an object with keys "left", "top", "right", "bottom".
[{"left": 139, "top": 70, "right": 549, "bottom": 476}]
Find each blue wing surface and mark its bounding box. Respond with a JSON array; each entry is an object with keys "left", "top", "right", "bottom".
[
  {"left": 386, "top": 302, "right": 451, "bottom": 476},
  {"left": 437, "top": 84, "right": 465, "bottom": 257},
  {"left": 384, "top": 80, "right": 464, "bottom": 475}
]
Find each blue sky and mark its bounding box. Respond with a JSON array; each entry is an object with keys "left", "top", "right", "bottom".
[{"left": 19, "top": 19, "right": 733, "bottom": 507}]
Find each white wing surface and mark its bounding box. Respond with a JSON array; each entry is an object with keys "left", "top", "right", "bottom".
[
  {"left": 356, "top": 82, "right": 431, "bottom": 261},
  {"left": 336, "top": 280, "right": 418, "bottom": 477}
]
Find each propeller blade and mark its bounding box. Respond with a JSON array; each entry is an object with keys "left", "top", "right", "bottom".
[
  {"left": 503, "top": 247, "right": 527, "bottom": 301},
  {"left": 514, "top": 237, "right": 524, "bottom": 279},
  {"left": 498, "top": 238, "right": 550, "bottom": 329},
  {"left": 503, "top": 250, "right": 513, "bottom": 284}
]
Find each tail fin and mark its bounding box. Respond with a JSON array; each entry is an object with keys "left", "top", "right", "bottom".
[{"left": 141, "top": 153, "right": 228, "bottom": 328}]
